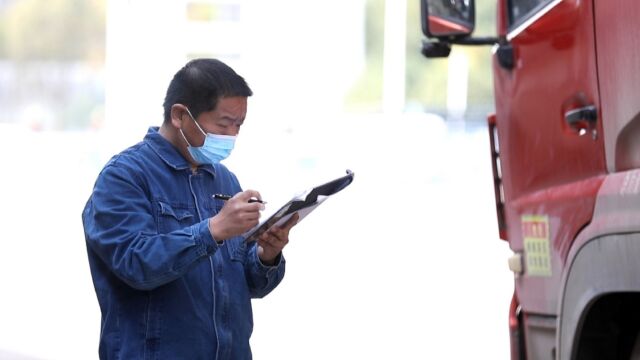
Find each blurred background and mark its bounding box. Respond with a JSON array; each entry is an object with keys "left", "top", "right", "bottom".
[{"left": 0, "top": 0, "right": 513, "bottom": 359}]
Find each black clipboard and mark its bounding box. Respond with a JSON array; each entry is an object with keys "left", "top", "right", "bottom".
[{"left": 243, "top": 170, "right": 355, "bottom": 242}]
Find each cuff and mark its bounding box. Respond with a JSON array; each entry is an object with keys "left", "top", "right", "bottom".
[
  {"left": 206, "top": 218, "right": 224, "bottom": 245},
  {"left": 193, "top": 219, "right": 220, "bottom": 256},
  {"left": 253, "top": 245, "right": 285, "bottom": 274}
]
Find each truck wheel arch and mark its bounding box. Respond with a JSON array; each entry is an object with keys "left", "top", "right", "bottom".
[{"left": 558, "top": 233, "right": 640, "bottom": 359}]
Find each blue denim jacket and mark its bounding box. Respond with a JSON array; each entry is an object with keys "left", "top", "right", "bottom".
[{"left": 82, "top": 127, "right": 285, "bottom": 360}]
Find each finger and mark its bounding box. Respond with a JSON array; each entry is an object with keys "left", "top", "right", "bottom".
[
  {"left": 229, "top": 200, "right": 263, "bottom": 214},
  {"left": 240, "top": 210, "right": 261, "bottom": 221},
  {"left": 233, "top": 192, "right": 265, "bottom": 211},
  {"left": 257, "top": 237, "right": 276, "bottom": 253},
  {"left": 266, "top": 229, "right": 289, "bottom": 247},
  {"left": 268, "top": 215, "right": 297, "bottom": 238},
  {"left": 265, "top": 227, "right": 282, "bottom": 240},
  {"left": 280, "top": 213, "right": 299, "bottom": 232},
  {"left": 265, "top": 230, "right": 279, "bottom": 242},
  {"left": 261, "top": 230, "right": 281, "bottom": 244},
  {"left": 236, "top": 189, "right": 262, "bottom": 202},
  {"left": 258, "top": 232, "right": 272, "bottom": 245}
]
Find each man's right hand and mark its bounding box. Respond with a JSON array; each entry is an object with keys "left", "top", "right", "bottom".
[{"left": 209, "top": 190, "right": 265, "bottom": 241}]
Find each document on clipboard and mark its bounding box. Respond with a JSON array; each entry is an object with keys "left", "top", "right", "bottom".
[{"left": 243, "top": 169, "right": 355, "bottom": 243}]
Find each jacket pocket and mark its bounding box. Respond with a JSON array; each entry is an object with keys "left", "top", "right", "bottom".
[{"left": 156, "top": 201, "right": 195, "bottom": 233}]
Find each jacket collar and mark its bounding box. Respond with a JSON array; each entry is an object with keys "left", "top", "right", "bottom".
[{"left": 144, "top": 126, "right": 216, "bottom": 175}]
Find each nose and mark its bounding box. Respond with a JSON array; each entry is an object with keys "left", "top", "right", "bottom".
[{"left": 228, "top": 124, "right": 241, "bottom": 136}]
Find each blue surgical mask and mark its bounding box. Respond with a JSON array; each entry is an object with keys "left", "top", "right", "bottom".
[{"left": 180, "top": 108, "right": 236, "bottom": 165}]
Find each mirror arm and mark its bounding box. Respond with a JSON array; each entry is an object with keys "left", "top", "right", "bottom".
[
  {"left": 421, "top": 36, "right": 503, "bottom": 59},
  {"left": 452, "top": 36, "right": 499, "bottom": 45}
]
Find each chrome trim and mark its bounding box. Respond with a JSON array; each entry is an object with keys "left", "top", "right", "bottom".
[{"left": 507, "top": 0, "right": 563, "bottom": 41}]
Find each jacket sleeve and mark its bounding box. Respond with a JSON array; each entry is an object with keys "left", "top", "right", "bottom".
[
  {"left": 244, "top": 242, "right": 286, "bottom": 298},
  {"left": 82, "top": 162, "right": 219, "bottom": 291}
]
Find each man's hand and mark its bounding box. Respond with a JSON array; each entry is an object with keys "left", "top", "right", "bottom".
[
  {"left": 257, "top": 213, "right": 299, "bottom": 266},
  {"left": 209, "top": 190, "right": 265, "bottom": 241}
]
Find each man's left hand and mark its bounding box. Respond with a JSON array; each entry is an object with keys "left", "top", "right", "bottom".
[{"left": 257, "top": 213, "right": 299, "bottom": 266}]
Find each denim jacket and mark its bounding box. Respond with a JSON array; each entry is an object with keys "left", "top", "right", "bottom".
[{"left": 82, "top": 127, "right": 285, "bottom": 360}]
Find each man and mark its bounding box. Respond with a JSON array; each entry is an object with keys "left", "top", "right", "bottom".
[{"left": 82, "top": 58, "right": 297, "bottom": 359}]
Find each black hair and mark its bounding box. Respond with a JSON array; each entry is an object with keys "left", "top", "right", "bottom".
[{"left": 162, "top": 58, "right": 253, "bottom": 123}]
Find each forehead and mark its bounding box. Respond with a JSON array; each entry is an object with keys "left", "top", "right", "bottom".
[{"left": 214, "top": 96, "right": 247, "bottom": 117}]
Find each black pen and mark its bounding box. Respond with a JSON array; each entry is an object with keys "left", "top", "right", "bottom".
[{"left": 213, "top": 193, "right": 266, "bottom": 204}]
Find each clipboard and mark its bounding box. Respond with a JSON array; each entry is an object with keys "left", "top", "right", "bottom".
[{"left": 243, "top": 169, "right": 355, "bottom": 242}]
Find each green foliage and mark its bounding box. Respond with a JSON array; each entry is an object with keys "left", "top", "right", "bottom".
[
  {"left": 347, "top": 0, "right": 497, "bottom": 119},
  {"left": 344, "top": 0, "right": 386, "bottom": 111},
  {"left": 405, "top": 0, "right": 448, "bottom": 113},
  {"left": 406, "top": 0, "right": 496, "bottom": 118},
  {"left": 2, "top": 0, "right": 105, "bottom": 62},
  {"left": 344, "top": 56, "right": 384, "bottom": 112},
  {"left": 0, "top": 0, "right": 106, "bottom": 130}
]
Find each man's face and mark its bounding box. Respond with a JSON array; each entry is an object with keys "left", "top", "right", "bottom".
[{"left": 183, "top": 96, "right": 247, "bottom": 147}]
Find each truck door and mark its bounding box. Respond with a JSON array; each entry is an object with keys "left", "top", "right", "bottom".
[
  {"left": 493, "top": 0, "right": 606, "bottom": 316},
  {"left": 593, "top": 0, "right": 640, "bottom": 172}
]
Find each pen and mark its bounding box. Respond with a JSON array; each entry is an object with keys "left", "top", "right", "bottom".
[{"left": 213, "top": 193, "right": 266, "bottom": 204}]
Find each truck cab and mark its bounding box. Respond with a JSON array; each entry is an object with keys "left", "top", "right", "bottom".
[{"left": 421, "top": 0, "right": 640, "bottom": 358}]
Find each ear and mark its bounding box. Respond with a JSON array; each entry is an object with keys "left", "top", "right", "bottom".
[{"left": 170, "top": 104, "right": 188, "bottom": 129}]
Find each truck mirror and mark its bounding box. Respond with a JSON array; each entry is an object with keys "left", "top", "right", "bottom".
[{"left": 421, "top": 0, "right": 475, "bottom": 39}]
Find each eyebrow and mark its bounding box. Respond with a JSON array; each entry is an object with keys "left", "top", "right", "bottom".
[{"left": 219, "top": 116, "right": 244, "bottom": 125}]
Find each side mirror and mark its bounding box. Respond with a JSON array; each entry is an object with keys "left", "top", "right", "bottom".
[{"left": 421, "top": 0, "right": 475, "bottom": 39}]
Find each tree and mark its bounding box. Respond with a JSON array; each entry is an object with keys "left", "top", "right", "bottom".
[
  {"left": 3, "top": 0, "right": 105, "bottom": 62},
  {"left": 346, "top": 0, "right": 496, "bottom": 119}
]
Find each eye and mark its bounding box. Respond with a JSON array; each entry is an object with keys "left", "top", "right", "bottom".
[{"left": 216, "top": 118, "right": 234, "bottom": 128}]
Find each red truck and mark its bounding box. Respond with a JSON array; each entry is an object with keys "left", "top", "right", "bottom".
[{"left": 421, "top": 0, "right": 640, "bottom": 359}]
